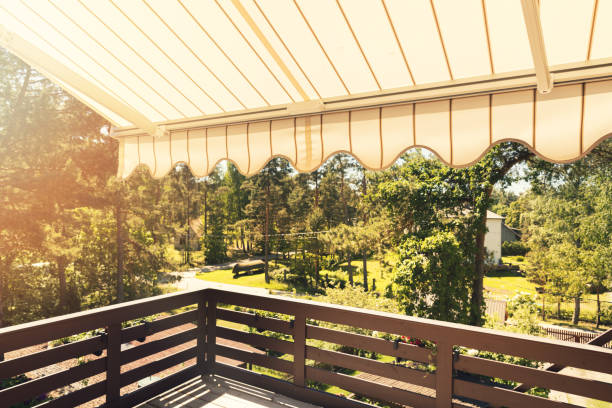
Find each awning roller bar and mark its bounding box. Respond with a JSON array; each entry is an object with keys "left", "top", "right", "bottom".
[{"left": 112, "top": 59, "right": 612, "bottom": 139}]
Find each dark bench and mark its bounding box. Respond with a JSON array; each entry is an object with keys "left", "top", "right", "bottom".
[{"left": 232, "top": 260, "right": 265, "bottom": 278}]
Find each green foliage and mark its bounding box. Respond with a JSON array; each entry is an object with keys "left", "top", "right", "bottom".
[
  {"left": 393, "top": 232, "right": 472, "bottom": 323},
  {"left": 506, "top": 293, "right": 542, "bottom": 335},
  {"left": 502, "top": 241, "right": 529, "bottom": 256}
]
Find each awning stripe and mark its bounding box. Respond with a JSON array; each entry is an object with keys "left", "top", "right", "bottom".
[{"left": 117, "top": 79, "right": 612, "bottom": 178}]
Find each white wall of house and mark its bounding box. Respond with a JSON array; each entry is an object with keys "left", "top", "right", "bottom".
[{"left": 485, "top": 217, "right": 503, "bottom": 263}]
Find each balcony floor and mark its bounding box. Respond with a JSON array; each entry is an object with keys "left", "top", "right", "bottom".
[{"left": 138, "top": 376, "right": 321, "bottom": 408}]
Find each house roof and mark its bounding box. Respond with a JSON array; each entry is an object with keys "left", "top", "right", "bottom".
[
  {"left": 1, "top": 1, "right": 611, "bottom": 178},
  {"left": 486, "top": 210, "right": 505, "bottom": 220}
]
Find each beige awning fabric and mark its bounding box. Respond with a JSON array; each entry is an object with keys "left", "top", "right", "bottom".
[
  {"left": 1, "top": 0, "right": 611, "bottom": 177},
  {"left": 117, "top": 80, "right": 612, "bottom": 178}
]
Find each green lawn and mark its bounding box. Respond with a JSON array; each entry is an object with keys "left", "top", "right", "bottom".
[
  {"left": 195, "top": 268, "right": 291, "bottom": 291},
  {"left": 484, "top": 270, "right": 538, "bottom": 298},
  {"left": 321, "top": 257, "right": 395, "bottom": 294},
  {"left": 164, "top": 245, "right": 205, "bottom": 271}
]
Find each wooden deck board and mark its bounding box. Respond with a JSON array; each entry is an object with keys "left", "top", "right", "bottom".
[{"left": 137, "top": 376, "right": 321, "bottom": 408}]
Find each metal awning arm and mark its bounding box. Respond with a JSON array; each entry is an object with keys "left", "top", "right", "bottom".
[{"left": 521, "top": 0, "right": 553, "bottom": 94}]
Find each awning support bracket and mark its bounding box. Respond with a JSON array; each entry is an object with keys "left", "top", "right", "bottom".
[{"left": 521, "top": 0, "right": 553, "bottom": 94}]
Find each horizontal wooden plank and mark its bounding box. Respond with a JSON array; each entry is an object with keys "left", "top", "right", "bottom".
[
  {"left": 306, "top": 366, "right": 436, "bottom": 408},
  {"left": 217, "top": 326, "right": 294, "bottom": 355},
  {"left": 307, "top": 325, "right": 432, "bottom": 364},
  {"left": 37, "top": 381, "right": 106, "bottom": 408},
  {"left": 453, "top": 379, "right": 583, "bottom": 408},
  {"left": 121, "top": 309, "right": 198, "bottom": 343},
  {"left": 455, "top": 354, "right": 612, "bottom": 403},
  {"left": 121, "top": 327, "right": 198, "bottom": 365},
  {"left": 306, "top": 346, "right": 436, "bottom": 389},
  {"left": 0, "top": 357, "right": 106, "bottom": 407},
  {"left": 0, "top": 289, "right": 204, "bottom": 351},
  {"left": 216, "top": 344, "right": 293, "bottom": 374},
  {"left": 215, "top": 291, "right": 302, "bottom": 315},
  {"left": 216, "top": 307, "right": 292, "bottom": 335},
  {"left": 118, "top": 365, "right": 198, "bottom": 408},
  {"left": 209, "top": 289, "right": 612, "bottom": 376},
  {"left": 215, "top": 362, "right": 375, "bottom": 408},
  {"left": 120, "top": 346, "right": 197, "bottom": 387},
  {"left": 0, "top": 335, "right": 105, "bottom": 379}
]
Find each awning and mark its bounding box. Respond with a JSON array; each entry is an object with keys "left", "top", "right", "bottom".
[{"left": 1, "top": 0, "right": 611, "bottom": 177}]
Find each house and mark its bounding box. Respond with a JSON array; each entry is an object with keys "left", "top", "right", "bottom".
[
  {"left": 502, "top": 223, "right": 522, "bottom": 242},
  {"left": 174, "top": 218, "right": 203, "bottom": 251},
  {"left": 485, "top": 210, "right": 504, "bottom": 263}
]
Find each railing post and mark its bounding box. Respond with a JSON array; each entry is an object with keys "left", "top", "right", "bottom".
[
  {"left": 205, "top": 293, "right": 217, "bottom": 375},
  {"left": 293, "top": 310, "right": 306, "bottom": 387},
  {"left": 435, "top": 341, "right": 453, "bottom": 408},
  {"left": 197, "top": 300, "right": 206, "bottom": 377},
  {"left": 106, "top": 323, "right": 121, "bottom": 406}
]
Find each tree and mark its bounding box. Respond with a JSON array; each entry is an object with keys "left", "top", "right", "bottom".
[
  {"left": 393, "top": 231, "right": 472, "bottom": 323},
  {"left": 243, "top": 159, "right": 292, "bottom": 282}
]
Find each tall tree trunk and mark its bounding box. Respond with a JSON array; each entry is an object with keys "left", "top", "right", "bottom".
[
  {"left": 541, "top": 294, "right": 546, "bottom": 321},
  {"left": 56, "top": 256, "right": 68, "bottom": 313},
  {"left": 264, "top": 182, "right": 270, "bottom": 284},
  {"left": 572, "top": 296, "right": 581, "bottom": 325},
  {"left": 362, "top": 254, "right": 368, "bottom": 291},
  {"left": 240, "top": 226, "right": 246, "bottom": 254},
  {"left": 362, "top": 171, "right": 368, "bottom": 291},
  {"left": 596, "top": 292, "right": 601, "bottom": 329},
  {"left": 470, "top": 218, "right": 487, "bottom": 326},
  {"left": 203, "top": 184, "right": 208, "bottom": 235},
  {"left": 557, "top": 300, "right": 561, "bottom": 318},
  {"left": 116, "top": 200, "right": 125, "bottom": 303},
  {"left": 347, "top": 255, "right": 353, "bottom": 286},
  {"left": 315, "top": 250, "right": 320, "bottom": 287}
]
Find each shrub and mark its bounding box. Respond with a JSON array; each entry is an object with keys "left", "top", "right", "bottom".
[{"left": 502, "top": 241, "right": 529, "bottom": 256}]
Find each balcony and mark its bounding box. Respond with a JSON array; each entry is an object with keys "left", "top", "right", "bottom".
[{"left": 1, "top": 288, "right": 611, "bottom": 408}]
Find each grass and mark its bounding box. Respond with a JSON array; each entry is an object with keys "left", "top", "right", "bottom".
[
  {"left": 164, "top": 245, "right": 205, "bottom": 271},
  {"left": 484, "top": 269, "right": 538, "bottom": 298},
  {"left": 320, "top": 257, "right": 394, "bottom": 294},
  {"left": 195, "top": 268, "right": 291, "bottom": 291}
]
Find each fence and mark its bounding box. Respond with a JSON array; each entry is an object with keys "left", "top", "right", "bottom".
[{"left": 543, "top": 326, "right": 612, "bottom": 348}]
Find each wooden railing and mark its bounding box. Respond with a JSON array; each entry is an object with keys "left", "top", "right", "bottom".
[{"left": 1, "top": 288, "right": 612, "bottom": 408}]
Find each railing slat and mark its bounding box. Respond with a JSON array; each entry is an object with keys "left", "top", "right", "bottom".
[
  {"left": 306, "top": 346, "right": 435, "bottom": 388},
  {"left": 306, "top": 325, "right": 432, "bottom": 364},
  {"left": 0, "top": 335, "right": 105, "bottom": 379},
  {"left": 306, "top": 366, "right": 436, "bottom": 408},
  {"left": 0, "top": 358, "right": 106, "bottom": 407},
  {"left": 120, "top": 346, "right": 197, "bottom": 387},
  {"left": 120, "top": 327, "right": 198, "bottom": 365},
  {"left": 120, "top": 309, "right": 198, "bottom": 343},
  {"left": 216, "top": 307, "right": 292, "bottom": 334},
  {"left": 454, "top": 379, "right": 583, "bottom": 408},
  {"left": 455, "top": 354, "right": 612, "bottom": 403},
  {"left": 37, "top": 381, "right": 106, "bottom": 408},
  {"left": 216, "top": 326, "right": 293, "bottom": 355},
  {"left": 215, "top": 344, "right": 293, "bottom": 374}
]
